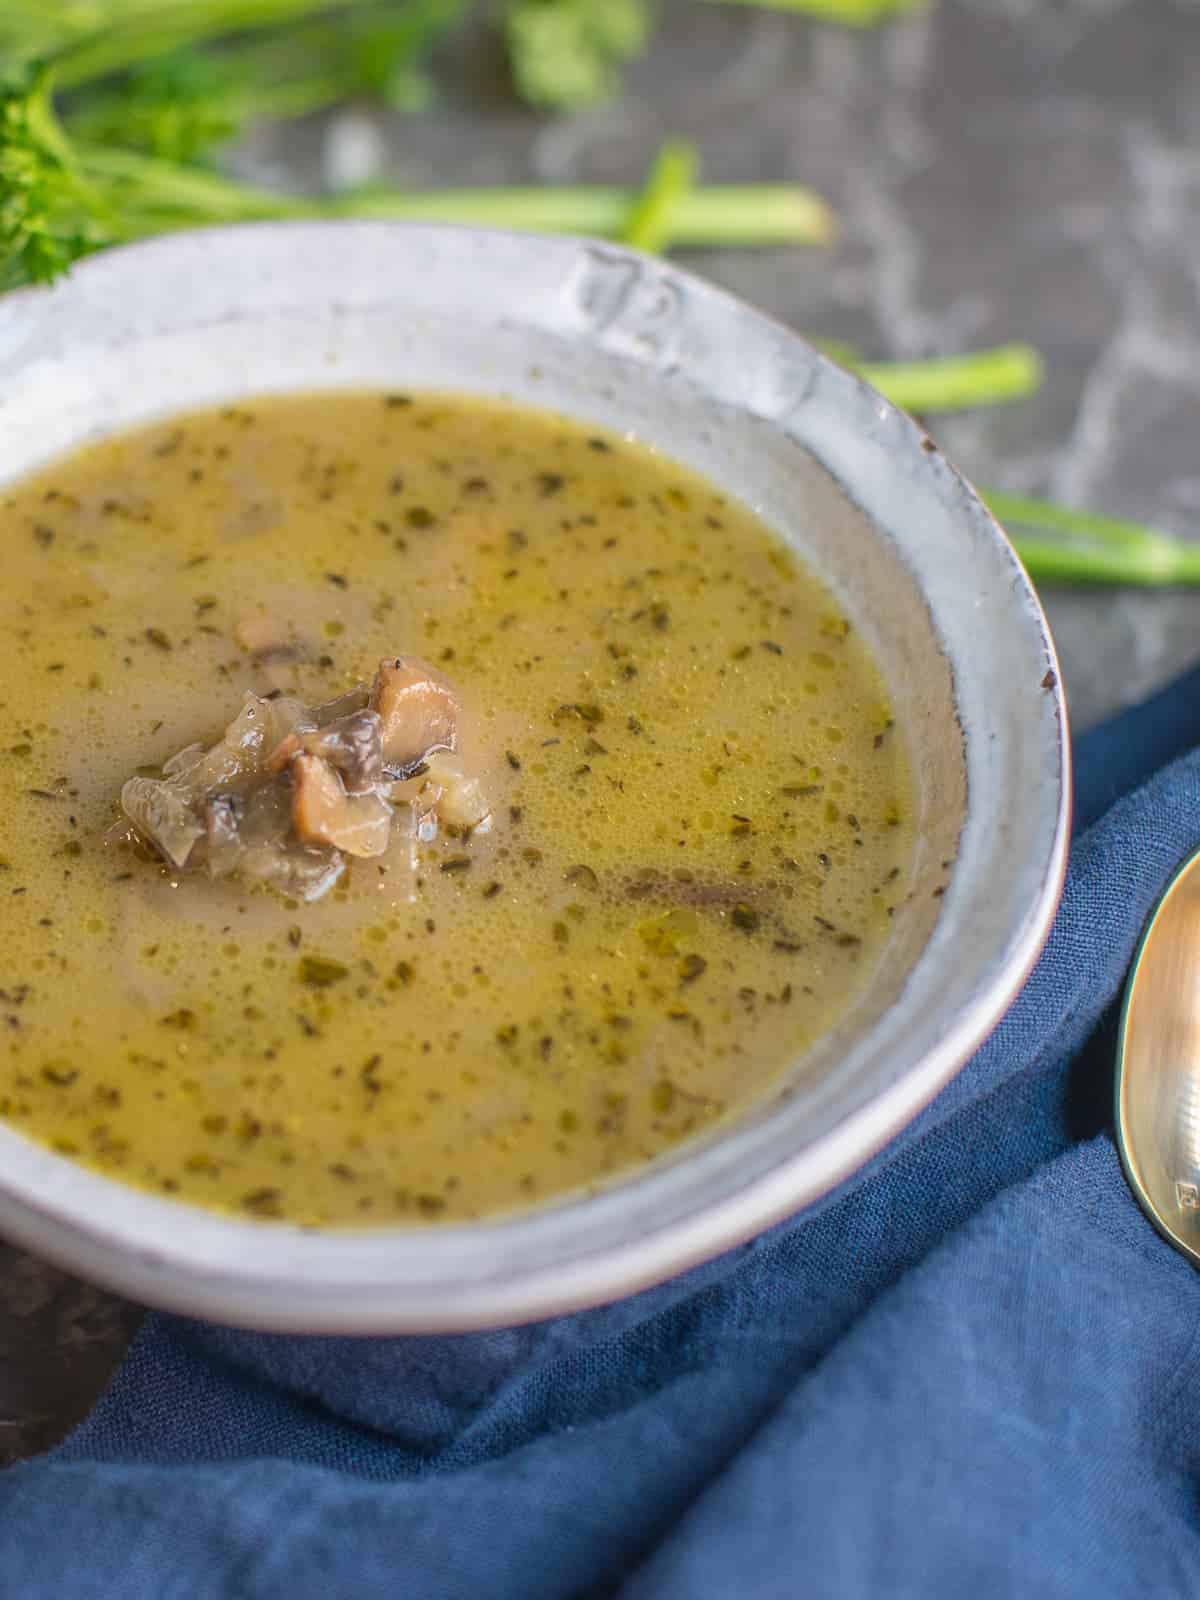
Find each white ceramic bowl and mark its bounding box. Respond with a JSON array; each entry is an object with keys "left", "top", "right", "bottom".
[{"left": 0, "top": 224, "right": 1069, "bottom": 1330}]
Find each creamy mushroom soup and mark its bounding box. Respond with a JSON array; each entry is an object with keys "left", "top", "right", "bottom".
[{"left": 0, "top": 392, "right": 913, "bottom": 1224}]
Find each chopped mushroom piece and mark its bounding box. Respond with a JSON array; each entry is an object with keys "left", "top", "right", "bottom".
[
  {"left": 370, "top": 656, "right": 460, "bottom": 778},
  {"left": 291, "top": 754, "right": 392, "bottom": 857},
  {"left": 206, "top": 785, "right": 346, "bottom": 899},
  {"left": 117, "top": 658, "right": 491, "bottom": 900},
  {"left": 266, "top": 709, "right": 384, "bottom": 793}
]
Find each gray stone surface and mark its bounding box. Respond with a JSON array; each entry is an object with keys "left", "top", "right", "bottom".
[{"left": 2, "top": 0, "right": 1199, "bottom": 1462}]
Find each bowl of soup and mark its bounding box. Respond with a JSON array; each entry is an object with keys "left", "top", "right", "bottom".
[{"left": 0, "top": 224, "right": 1068, "bottom": 1330}]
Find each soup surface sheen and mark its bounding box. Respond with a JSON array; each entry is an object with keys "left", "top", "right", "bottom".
[{"left": 0, "top": 392, "right": 913, "bottom": 1225}]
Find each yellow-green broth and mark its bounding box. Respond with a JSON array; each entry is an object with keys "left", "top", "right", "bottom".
[{"left": 0, "top": 392, "right": 913, "bottom": 1225}]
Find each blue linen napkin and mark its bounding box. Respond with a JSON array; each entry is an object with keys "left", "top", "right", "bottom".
[{"left": 6, "top": 663, "right": 1200, "bottom": 1598}]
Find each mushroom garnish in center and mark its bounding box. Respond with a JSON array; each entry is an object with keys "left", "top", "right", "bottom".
[{"left": 118, "top": 656, "right": 491, "bottom": 899}]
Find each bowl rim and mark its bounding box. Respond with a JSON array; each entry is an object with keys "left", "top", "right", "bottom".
[{"left": 0, "top": 221, "right": 1070, "bottom": 1331}]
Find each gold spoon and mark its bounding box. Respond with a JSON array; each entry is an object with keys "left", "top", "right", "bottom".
[{"left": 1117, "top": 846, "right": 1200, "bottom": 1264}]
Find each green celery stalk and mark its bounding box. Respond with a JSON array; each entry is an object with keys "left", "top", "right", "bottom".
[
  {"left": 622, "top": 139, "right": 699, "bottom": 254},
  {"left": 77, "top": 144, "right": 300, "bottom": 221},
  {"left": 982, "top": 491, "right": 1155, "bottom": 549},
  {"left": 342, "top": 181, "right": 837, "bottom": 245},
  {"left": 982, "top": 491, "right": 1200, "bottom": 586},
  {"left": 60, "top": 4, "right": 465, "bottom": 161},
  {"left": 706, "top": 0, "right": 925, "bottom": 24},
  {"left": 859, "top": 345, "right": 1044, "bottom": 413},
  {"left": 71, "top": 143, "right": 838, "bottom": 248},
  {"left": 47, "top": 0, "right": 370, "bottom": 92}
]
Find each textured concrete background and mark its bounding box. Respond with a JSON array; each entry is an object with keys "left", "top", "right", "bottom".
[{"left": 3, "top": 0, "right": 1199, "bottom": 1464}]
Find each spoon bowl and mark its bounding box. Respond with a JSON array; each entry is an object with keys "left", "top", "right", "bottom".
[{"left": 1117, "top": 845, "right": 1200, "bottom": 1264}]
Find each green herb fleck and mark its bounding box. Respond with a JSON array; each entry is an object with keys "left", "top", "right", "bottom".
[
  {"left": 241, "top": 1187, "right": 283, "bottom": 1218},
  {"left": 551, "top": 702, "right": 605, "bottom": 726},
  {"left": 651, "top": 1079, "right": 676, "bottom": 1114},
  {"left": 298, "top": 954, "right": 349, "bottom": 988},
  {"left": 41, "top": 1061, "right": 79, "bottom": 1087}
]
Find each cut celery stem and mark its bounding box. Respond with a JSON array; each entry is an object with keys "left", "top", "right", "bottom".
[
  {"left": 342, "top": 182, "right": 838, "bottom": 246},
  {"left": 982, "top": 491, "right": 1200, "bottom": 586},
  {"left": 706, "top": 0, "right": 926, "bottom": 25},
  {"left": 622, "top": 139, "right": 700, "bottom": 255},
  {"left": 859, "top": 345, "right": 1044, "bottom": 413},
  {"left": 51, "top": 1, "right": 367, "bottom": 91}
]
